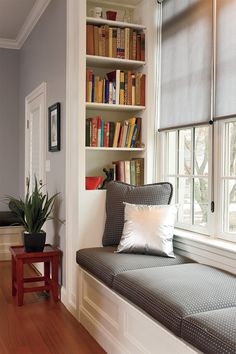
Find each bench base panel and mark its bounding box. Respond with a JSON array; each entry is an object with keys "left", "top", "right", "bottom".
[{"left": 78, "top": 267, "right": 201, "bottom": 354}]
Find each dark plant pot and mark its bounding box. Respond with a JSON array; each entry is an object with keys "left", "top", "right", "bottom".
[{"left": 23, "top": 231, "right": 46, "bottom": 252}]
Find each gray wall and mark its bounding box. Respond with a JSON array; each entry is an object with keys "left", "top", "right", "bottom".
[
  {"left": 0, "top": 49, "right": 19, "bottom": 210},
  {"left": 19, "top": 0, "right": 66, "bottom": 285}
]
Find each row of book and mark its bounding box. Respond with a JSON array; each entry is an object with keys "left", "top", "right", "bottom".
[
  {"left": 113, "top": 158, "right": 144, "bottom": 186},
  {"left": 86, "top": 69, "right": 145, "bottom": 106},
  {"left": 86, "top": 116, "right": 142, "bottom": 148},
  {"left": 86, "top": 24, "right": 145, "bottom": 61}
]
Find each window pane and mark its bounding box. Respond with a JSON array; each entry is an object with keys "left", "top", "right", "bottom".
[
  {"left": 177, "top": 177, "right": 192, "bottom": 224},
  {"left": 167, "top": 131, "right": 177, "bottom": 175},
  {"left": 228, "top": 122, "right": 236, "bottom": 177},
  {"left": 179, "top": 129, "right": 192, "bottom": 175},
  {"left": 224, "top": 179, "right": 236, "bottom": 233},
  {"left": 194, "top": 127, "right": 209, "bottom": 176},
  {"left": 193, "top": 178, "right": 208, "bottom": 226}
]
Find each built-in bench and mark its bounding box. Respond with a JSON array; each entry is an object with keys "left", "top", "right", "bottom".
[
  {"left": 77, "top": 247, "right": 236, "bottom": 354},
  {"left": 76, "top": 182, "right": 236, "bottom": 353}
]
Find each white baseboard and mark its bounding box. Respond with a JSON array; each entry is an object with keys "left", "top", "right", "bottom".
[
  {"left": 60, "top": 286, "right": 77, "bottom": 318},
  {"left": 78, "top": 268, "right": 201, "bottom": 354}
]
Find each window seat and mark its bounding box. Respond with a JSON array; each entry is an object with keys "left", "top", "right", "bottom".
[{"left": 77, "top": 247, "right": 236, "bottom": 354}]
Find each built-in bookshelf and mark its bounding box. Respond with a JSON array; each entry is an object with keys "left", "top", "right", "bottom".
[{"left": 85, "top": 3, "right": 147, "bottom": 189}]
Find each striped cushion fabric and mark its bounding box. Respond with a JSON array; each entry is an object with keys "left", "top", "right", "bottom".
[
  {"left": 76, "top": 247, "right": 193, "bottom": 287},
  {"left": 113, "top": 264, "right": 236, "bottom": 336},
  {"left": 182, "top": 307, "right": 236, "bottom": 354},
  {"left": 102, "top": 181, "right": 173, "bottom": 246}
]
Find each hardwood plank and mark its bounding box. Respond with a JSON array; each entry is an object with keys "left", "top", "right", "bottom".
[{"left": 0, "top": 261, "right": 106, "bottom": 354}]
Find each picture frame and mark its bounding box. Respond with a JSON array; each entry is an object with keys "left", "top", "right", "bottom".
[{"left": 48, "top": 102, "right": 60, "bottom": 152}]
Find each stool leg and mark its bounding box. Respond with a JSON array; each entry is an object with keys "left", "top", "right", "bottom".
[
  {"left": 16, "top": 259, "right": 24, "bottom": 306},
  {"left": 11, "top": 256, "right": 17, "bottom": 296},
  {"left": 51, "top": 256, "right": 59, "bottom": 302},
  {"left": 44, "top": 261, "right": 50, "bottom": 292}
]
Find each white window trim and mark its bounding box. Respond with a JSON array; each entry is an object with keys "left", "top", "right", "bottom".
[{"left": 174, "top": 228, "right": 236, "bottom": 275}]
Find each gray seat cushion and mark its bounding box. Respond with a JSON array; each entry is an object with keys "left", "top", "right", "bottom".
[
  {"left": 102, "top": 181, "right": 173, "bottom": 246},
  {"left": 76, "top": 246, "right": 193, "bottom": 287},
  {"left": 113, "top": 264, "right": 236, "bottom": 336},
  {"left": 182, "top": 307, "right": 236, "bottom": 354}
]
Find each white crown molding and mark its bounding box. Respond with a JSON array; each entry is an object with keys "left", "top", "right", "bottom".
[
  {"left": 0, "top": 0, "right": 51, "bottom": 49},
  {"left": 0, "top": 38, "right": 18, "bottom": 49}
]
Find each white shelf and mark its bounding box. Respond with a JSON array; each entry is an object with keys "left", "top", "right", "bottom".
[
  {"left": 86, "top": 16, "right": 146, "bottom": 30},
  {"left": 86, "top": 55, "right": 145, "bottom": 69},
  {"left": 86, "top": 147, "right": 145, "bottom": 151},
  {"left": 86, "top": 102, "right": 145, "bottom": 111}
]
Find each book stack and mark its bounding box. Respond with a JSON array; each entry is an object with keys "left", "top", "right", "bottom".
[
  {"left": 86, "top": 69, "right": 145, "bottom": 106},
  {"left": 86, "top": 116, "right": 142, "bottom": 148},
  {"left": 86, "top": 24, "right": 145, "bottom": 61},
  {"left": 112, "top": 158, "right": 144, "bottom": 186}
]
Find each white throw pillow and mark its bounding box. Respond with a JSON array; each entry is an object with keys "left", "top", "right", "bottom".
[{"left": 116, "top": 203, "right": 177, "bottom": 257}]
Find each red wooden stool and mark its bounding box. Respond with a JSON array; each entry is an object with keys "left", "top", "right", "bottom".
[{"left": 10, "top": 244, "right": 61, "bottom": 306}]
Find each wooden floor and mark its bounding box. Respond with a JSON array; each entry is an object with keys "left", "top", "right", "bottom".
[{"left": 0, "top": 261, "right": 106, "bottom": 354}]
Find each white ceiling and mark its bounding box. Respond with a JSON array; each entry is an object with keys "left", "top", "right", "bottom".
[
  {"left": 0, "top": 0, "right": 50, "bottom": 49},
  {"left": 0, "top": 0, "right": 37, "bottom": 39}
]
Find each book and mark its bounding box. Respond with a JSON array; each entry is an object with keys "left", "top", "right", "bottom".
[
  {"left": 141, "top": 32, "right": 145, "bottom": 61},
  {"left": 103, "top": 121, "right": 109, "bottom": 147},
  {"left": 134, "top": 117, "right": 142, "bottom": 147},
  {"left": 121, "top": 120, "right": 129, "bottom": 147},
  {"left": 91, "top": 117, "right": 98, "bottom": 147},
  {"left": 130, "top": 160, "right": 136, "bottom": 185},
  {"left": 86, "top": 24, "right": 94, "bottom": 55},
  {"left": 126, "top": 117, "right": 136, "bottom": 147},
  {"left": 113, "top": 160, "right": 125, "bottom": 182},
  {"left": 109, "top": 122, "right": 115, "bottom": 147},
  {"left": 124, "top": 160, "right": 131, "bottom": 184},
  {"left": 119, "top": 71, "right": 125, "bottom": 105},
  {"left": 140, "top": 74, "right": 146, "bottom": 106},
  {"left": 136, "top": 33, "right": 141, "bottom": 61},
  {"left": 86, "top": 118, "right": 92, "bottom": 147},
  {"left": 94, "top": 26, "right": 99, "bottom": 56},
  {"left": 124, "top": 28, "right": 130, "bottom": 59},
  {"left": 107, "top": 70, "right": 120, "bottom": 104},
  {"left": 108, "top": 28, "right": 113, "bottom": 57},
  {"left": 112, "top": 28, "right": 117, "bottom": 58},
  {"left": 113, "top": 122, "right": 121, "bottom": 147}
]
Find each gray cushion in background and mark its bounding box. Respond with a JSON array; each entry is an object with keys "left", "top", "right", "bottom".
[
  {"left": 0, "top": 211, "right": 20, "bottom": 226},
  {"left": 76, "top": 246, "right": 193, "bottom": 287},
  {"left": 113, "top": 263, "right": 236, "bottom": 337},
  {"left": 182, "top": 307, "right": 236, "bottom": 354},
  {"left": 102, "top": 181, "right": 173, "bottom": 246}
]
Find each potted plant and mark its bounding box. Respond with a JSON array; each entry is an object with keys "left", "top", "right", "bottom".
[{"left": 7, "top": 178, "right": 58, "bottom": 252}]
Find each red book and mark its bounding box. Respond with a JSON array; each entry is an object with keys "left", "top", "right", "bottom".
[{"left": 103, "top": 122, "right": 109, "bottom": 147}]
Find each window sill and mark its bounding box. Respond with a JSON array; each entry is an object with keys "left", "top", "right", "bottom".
[{"left": 173, "top": 228, "right": 236, "bottom": 275}]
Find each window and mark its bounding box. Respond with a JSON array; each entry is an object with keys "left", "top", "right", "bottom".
[
  {"left": 158, "top": 0, "right": 236, "bottom": 243},
  {"left": 164, "top": 126, "right": 210, "bottom": 234}
]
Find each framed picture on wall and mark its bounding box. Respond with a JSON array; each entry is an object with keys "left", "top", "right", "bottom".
[{"left": 48, "top": 102, "right": 60, "bottom": 152}]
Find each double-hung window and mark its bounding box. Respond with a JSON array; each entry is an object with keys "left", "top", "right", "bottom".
[
  {"left": 158, "top": 0, "right": 236, "bottom": 243},
  {"left": 164, "top": 127, "right": 210, "bottom": 234}
]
